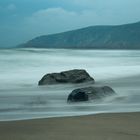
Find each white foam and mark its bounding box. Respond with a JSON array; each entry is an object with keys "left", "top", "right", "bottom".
[{"left": 0, "top": 48, "right": 140, "bottom": 121}]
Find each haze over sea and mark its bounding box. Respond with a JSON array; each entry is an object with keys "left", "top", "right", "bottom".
[{"left": 0, "top": 48, "right": 140, "bottom": 121}]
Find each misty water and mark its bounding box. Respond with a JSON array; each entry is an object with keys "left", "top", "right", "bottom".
[{"left": 0, "top": 48, "right": 140, "bottom": 121}]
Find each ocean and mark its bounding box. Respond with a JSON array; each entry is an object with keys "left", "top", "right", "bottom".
[{"left": 0, "top": 48, "right": 140, "bottom": 121}]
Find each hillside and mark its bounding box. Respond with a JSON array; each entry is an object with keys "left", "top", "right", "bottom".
[{"left": 22, "top": 21, "right": 140, "bottom": 49}]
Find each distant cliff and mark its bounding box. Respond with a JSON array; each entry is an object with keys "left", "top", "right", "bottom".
[{"left": 22, "top": 21, "right": 140, "bottom": 49}]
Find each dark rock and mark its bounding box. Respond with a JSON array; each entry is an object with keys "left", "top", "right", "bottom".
[
  {"left": 38, "top": 69, "right": 94, "bottom": 85},
  {"left": 68, "top": 91, "right": 89, "bottom": 102},
  {"left": 67, "top": 86, "right": 115, "bottom": 102}
]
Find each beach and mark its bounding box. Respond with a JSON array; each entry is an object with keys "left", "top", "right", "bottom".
[
  {"left": 0, "top": 49, "right": 140, "bottom": 140},
  {"left": 1, "top": 49, "right": 140, "bottom": 121},
  {"left": 0, "top": 112, "right": 140, "bottom": 140}
]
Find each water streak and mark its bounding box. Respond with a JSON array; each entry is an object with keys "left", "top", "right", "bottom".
[{"left": 0, "top": 48, "right": 140, "bottom": 121}]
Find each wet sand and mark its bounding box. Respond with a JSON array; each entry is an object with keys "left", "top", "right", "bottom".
[{"left": 0, "top": 112, "right": 140, "bottom": 140}]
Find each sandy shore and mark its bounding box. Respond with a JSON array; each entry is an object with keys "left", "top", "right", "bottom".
[{"left": 0, "top": 112, "right": 140, "bottom": 140}]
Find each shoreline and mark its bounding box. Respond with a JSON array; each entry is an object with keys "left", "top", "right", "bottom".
[
  {"left": 1, "top": 112, "right": 140, "bottom": 140},
  {"left": 0, "top": 111, "right": 139, "bottom": 122}
]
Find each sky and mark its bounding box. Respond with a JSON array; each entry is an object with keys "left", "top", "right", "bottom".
[{"left": 0, "top": 0, "right": 140, "bottom": 47}]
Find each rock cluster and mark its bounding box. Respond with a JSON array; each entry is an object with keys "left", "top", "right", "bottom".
[{"left": 38, "top": 69, "right": 116, "bottom": 102}]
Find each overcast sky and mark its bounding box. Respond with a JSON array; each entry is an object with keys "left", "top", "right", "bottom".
[{"left": 0, "top": 0, "right": 140, "bottom": 47}]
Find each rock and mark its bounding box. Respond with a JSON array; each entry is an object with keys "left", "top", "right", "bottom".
[
  {"left": 68, "top": 91, "right": 89, "bottom": 102},
  {"left": 67, "top": 86, "right": 115, "bottom": 102},
  {"left": 38, "top": 69, "right": 94, "bottom": 85}
]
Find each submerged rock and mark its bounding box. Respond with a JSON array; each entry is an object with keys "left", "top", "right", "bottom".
[
  {"left": 67, "top": 86, "right": 115, "bottom": 102},
  {"left": 38, "top": 69, "right": 94, "bottom": 85}
]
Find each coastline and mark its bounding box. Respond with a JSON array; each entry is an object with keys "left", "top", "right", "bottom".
[{"left": 0, "top": 112, "right": 140, "bottom": 140}]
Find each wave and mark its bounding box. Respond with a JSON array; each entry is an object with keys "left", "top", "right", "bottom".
[{"left": 0, "top": 48, "right": 140, "bottom": 121}]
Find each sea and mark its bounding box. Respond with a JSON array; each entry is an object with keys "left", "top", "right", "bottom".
[{"left": 0, "top": 48, "right": 140, "bottom": 121}]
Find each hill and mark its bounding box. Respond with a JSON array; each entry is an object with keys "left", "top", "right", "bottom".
[{"left": 22, "top": 21, "right": 140, "bottom": 49}]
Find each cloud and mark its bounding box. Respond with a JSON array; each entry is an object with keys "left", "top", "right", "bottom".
[
  {"left": 7, "top": 4, "right": 16, "bottom": 11},
  {"left": 23, "top": 8, "right": 82, "bottom": 36},
  {"left": 23, "top": 7, "right": 107, "bottom": 36},
  {"left": 0, "top": 3, "right": 16, "bottom": 12},
  {"left": 23, "top": 6, "right": 140, "bottom": 38}
]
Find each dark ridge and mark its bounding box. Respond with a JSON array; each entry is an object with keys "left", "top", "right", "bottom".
[{"left": 21, "top": 21, "right": 140, "bottom": 49}]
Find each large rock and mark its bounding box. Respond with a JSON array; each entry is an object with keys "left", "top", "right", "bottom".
[
  {"left": 38, "top": 69, "right": 94, "bottom": 85},
  {"left": 67, "top": 86, "right": 115, "bottom": 102}
]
